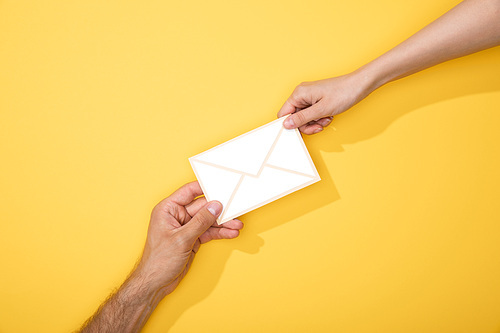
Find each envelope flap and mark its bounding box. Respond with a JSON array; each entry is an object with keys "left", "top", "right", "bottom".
[
  {"left": 266, "top": 127, "right": 318, "bottom": 176},
  {"left": 192, "top": 118, "right": 285, "bottom": 176},
  {"left": 190, "top": 160, "right": 242, "bottom": 218}
]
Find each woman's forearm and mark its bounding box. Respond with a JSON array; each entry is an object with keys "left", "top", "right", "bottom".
[
  {"left": 360, "top": 0, "right": 500, "bottom": 90},
  {"left": 280, "top": 0, "right": 500, "bottom": 133}
]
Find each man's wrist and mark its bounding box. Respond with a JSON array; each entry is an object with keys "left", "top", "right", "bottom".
[
  {"left": 125, "top": 266, "right": 168, "bottom": 301},
  {"left": 109, "top": 268, "right": 169, "bottom": 328},
  {"left": 121, "top": 269, "right": 157, "bottom": 303},
  {"left": 79, "top": 267, "right": 165, "bottom": 333},
  {"left": 131, "top": 260, "right": 180, "bottom": 300}
]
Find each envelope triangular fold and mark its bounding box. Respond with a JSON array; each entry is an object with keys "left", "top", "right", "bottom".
[
  {"left": 193, "top": 119, "right": 284, "bottom": 175},
  {"left": 191, "top": 160, "right": 242, "bottom": 210},
  {"left": 266, "top": 128, "right": 316, "bottom": 176},
  {"left": 222, "top": 167, "right": 314, "bottom": 221}
]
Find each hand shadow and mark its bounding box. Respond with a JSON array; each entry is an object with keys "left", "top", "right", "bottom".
[{"left": 146, "top": 47, "right": 500, "bottom": 331}]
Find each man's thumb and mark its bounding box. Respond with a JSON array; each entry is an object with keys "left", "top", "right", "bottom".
[{"left": 183, "top": 201, "right": 222, "bottom": 240}]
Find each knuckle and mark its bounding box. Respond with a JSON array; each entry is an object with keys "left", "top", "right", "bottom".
[
  {"left": 288, "top": 95, "right": 299, "bottom": 107},
  {"left": 294, "top": 84, "right": 306, "bottom": 94},
  {"left": 151, "top": 203, "right": 162, "bottom": 217},
  {"left": 152, "top": 201, "right": 173, "bottom": 217},
  {"left": 296, "top": 81, "right": 310, "bottom": 91},
  {"left": 293, "top": 81, "right": 312, "bottom": 98}
]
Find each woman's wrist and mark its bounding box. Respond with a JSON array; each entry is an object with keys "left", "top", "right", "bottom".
[{"left": 352, "top": 61, "right": 390, "bottom": 95}]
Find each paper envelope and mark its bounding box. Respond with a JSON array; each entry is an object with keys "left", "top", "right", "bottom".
[{"left": 189, "top": 116, "right": 321, "bottom": 224}]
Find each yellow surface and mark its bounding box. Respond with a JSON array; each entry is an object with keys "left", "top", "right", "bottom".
[{"left": 1, "top": 0, "right": 500, "bottom": 332}]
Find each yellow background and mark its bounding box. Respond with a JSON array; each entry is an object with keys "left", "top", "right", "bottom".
[{"left": 1, "top": 0, "right": 500, "bottom": 332}]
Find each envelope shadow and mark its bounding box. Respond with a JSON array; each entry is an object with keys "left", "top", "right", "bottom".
[{"left": 151, "top": 47, "right": 500, "bottom": 331}]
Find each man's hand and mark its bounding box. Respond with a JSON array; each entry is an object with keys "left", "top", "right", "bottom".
[
  {"left": 136, "top": 181, "right": 243, "bottom": 296},
  {"left": 278, "top": 73, "right": 376, "bottom": 135},
  {"left": 79, "top": 181, "right": 243, "bottom": 333}
]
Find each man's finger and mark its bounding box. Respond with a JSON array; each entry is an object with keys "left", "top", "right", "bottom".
[
  {"left": 212, "top": 219, "right": 244, "bottom": 230},
  {"left": 185, "top": 197, "right": 207, "bottom": 217},
  {"left": 181, "top": 201, "right": 222, "bottom": 242},
  {"left": 199, "top": 227, "right": 240, "bottom": 244},
  {"left": 167, "top": 181, "right": 203, "bottom": 206},
  {"left": 283, "top": 103, "right": 324, "bottom": 129}
]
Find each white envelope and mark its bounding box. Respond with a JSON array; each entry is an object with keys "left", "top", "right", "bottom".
[{"left": 189, "top": 116, "right": 321, "bottom": 224}]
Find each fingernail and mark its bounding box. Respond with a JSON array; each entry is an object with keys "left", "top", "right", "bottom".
[
  {"left": 207, "top": 201, "right": 222, "bottom": 216},
  {"left": 325, "top": 117, "right": 333, "bottom": 124},
  {"left": 284, "top": 116, "right": 295, "bottom": 128},
  {"left": 313, "top": 127, "right": 323, "bottom": 134}
]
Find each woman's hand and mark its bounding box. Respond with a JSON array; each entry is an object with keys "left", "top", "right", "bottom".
[{"left": 278, "top": 72, "right": 377, "bottom": 135}]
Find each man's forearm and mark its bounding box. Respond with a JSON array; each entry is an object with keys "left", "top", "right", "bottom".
[
  {"left": 77, "top": 183, "right": 239, "bottom": 333},
  {"left": 79, "top": 269, "right": 164, "bottom": 333},
  {"left": 358, "top": 0, "right": 500, "bottom": 89}
]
